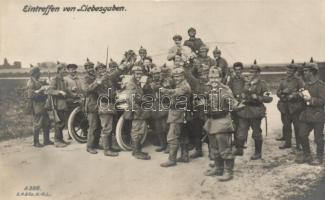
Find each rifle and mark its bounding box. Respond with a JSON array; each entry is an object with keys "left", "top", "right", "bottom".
[
  {"left": 105, "top": 45, "right": 109, "bottom": 67},
  {"left": 47, "top": 66, "right": 61, "bottom": 133}
]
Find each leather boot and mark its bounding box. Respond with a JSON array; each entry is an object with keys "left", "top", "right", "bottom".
[
  {"left": 43, "top": 128, "right": 54, "bottom": 145},
  {"left": 177, "top": 144, "right": 189, "bottom": 163},
  {"left": 132, "top": 139, "right": 151, "bottom": 160},
  {"left": 109, "top": 135, "right": 121, "bottom": 152},
  {"left": 33, "top": 129, "right": 43, "bottom": 147},
  {"left": 300, "top": 137, "right": 313, "bottom": 164},
  {"left": 161, "top": 144, "right": 178, "bottom": 167},
  {"left": 218, "top": 159, "right": 234, "bottom": 182},
  {"left": 155, "top": 131, "right": 167, "bottom": 152},
  {"left": 103, "top": 135, "right": 118, "bottom": 157},
  {"left": 190, "top": 150, "right": 203, "bottom": 159},
  {"left": 251, "top": 140, "right": 262, "bottom": 160},
  {"left": 234, "top": 139, "right": 245, "bottom": 156},
  {"left": 164, "top": 144, "right": 170, "bottom": 154},
  {"left": 295, "top": 151, "right": 304, "bottom": 163},
  {"left": 205, "top": 157, "right": 224, "bottom": 176},
  {"left": 279, "top": 141, "right": 291, "bottom": 149},
  {"left": 276, "top": 136, "right": 285, "bottom": 141}
]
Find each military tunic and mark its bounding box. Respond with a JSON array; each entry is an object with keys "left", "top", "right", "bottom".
[
  {"left": 124, "top": 77, "right": 151, "bottom": 141},
  {"left": 81, "top": 73, "right": 100, "bottom": 149},
  {"left": 236, "top": 79, "right": 273, "bottom": 141},
  {"left": 164, "top": 79, "right": 191, "bottom": 146},
  {"left": 27, "top": 77, "right": 50, "bottom": 144},
  {"left": 215, "top": 57, "right": 229, "bottom": 84},
  {"left": 192, "top": 56, "right": 216, "bottom": 82},
  {"left": 183, "top": 37, "right": 204, "bottom": 54},
  {"left": 204, "top": 84, "right": 236, "bottom": 159},
  {"left": 299, "top": 79, "right": 325, "bottom": 158},
  {"left": 49, "top": 75, "right": 69, "bottom": 142},
  {"left": 276, "top": 76, "right": 305, "bottom": 147}
]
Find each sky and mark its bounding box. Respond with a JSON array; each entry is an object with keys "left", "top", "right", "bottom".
[{"left": 0, "top": 0, "right": 325, "bottom": 67}]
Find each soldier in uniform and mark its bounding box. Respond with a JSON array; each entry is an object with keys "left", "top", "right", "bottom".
[
  {"left": 296, "top": 62, "right": 325, "bottom": 165},
  {"left": 142, "top": 56, "right": 157, "bottom": 75},
  {"left": 190, "top": 45, "right": 217, "bottom": 159},
  {"left": 134, "top": 46, "right": 148, "bottom": 67},
  {"left": 49, "top": 63, "right": 70, "bottom": 148},
  {"left": 276, "top": 63, "right": 305, "bottom": 150},
  {"left": 146, "top": 67, "right": 169, "bottom": 152},
  {"left": 227, "top": 62, "right": 247, "bottom": 153},
  {"left": 192, "top": 45, "right": 216, "bottom": 82},
  {"left": 203, "top": 68, "right": 237, "bottom": 181},
  {"left": 167, "top": 35, "right": 195, "bottom": 62},
  {"left": 64, "top": 63, "right": 83, "bottom": 140},
  {"left": 236, "top": 63, "right": 273, "bottom": 159},
  {"left": 160, "top": 67, "right": 192, "bottom": 167},
  {"left": 81, "top": 59, "right": 101, "bottom": 154},
  {"left": 27, "top": 66, "right": 52, "bottom": 147},
  {"left": 95, "top": 62, "right": 126, "bottom": 156},
  {"left": 213, "top": 47, "right": 229, "bottom": 84},
  {"left": 183, "top": 27, "right": 204, "bottom": 55},
  {"left": 125, "top": 66, "right": 151, "bottom": 160}
]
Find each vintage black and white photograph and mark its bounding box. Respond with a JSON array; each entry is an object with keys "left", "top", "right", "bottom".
[{"left": 0, "top": 0, "right": 325, "bottom": 199}]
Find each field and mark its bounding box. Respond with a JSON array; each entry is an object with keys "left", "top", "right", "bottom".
[{"left": 0, "top": 79, "right": 33, "bottom": 141}]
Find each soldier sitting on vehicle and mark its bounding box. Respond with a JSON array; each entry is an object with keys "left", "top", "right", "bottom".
[
  {"left": 213, "top": 47, "right": 229, "bottom": 84},
  {"left": 27, "top": 66, "right": 53, "bottom": 147},
  {"left": 167, "top": 35, "right": 195, "bottom": 62},
  {"left": 183, "top": 27, "right": 204, "bottom": 55}
]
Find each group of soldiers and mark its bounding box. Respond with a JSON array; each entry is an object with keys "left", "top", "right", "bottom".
[{"left": 26, "top": 27, "right": 325, "bottom": 182}]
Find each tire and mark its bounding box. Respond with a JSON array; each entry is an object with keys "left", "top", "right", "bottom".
[
  {"left": 116, "top": 115, "right": 147, "bottom": 151},
  {"left": 68, "top": 106, "right": 89, "bottom": 143}
]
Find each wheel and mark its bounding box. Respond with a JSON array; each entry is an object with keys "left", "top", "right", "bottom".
[
  {"left": 116, "top": 115, "right": 147, "bottom": 151},
  {"left": 68, "top": 106, "right": 89, "bottom": 143}
]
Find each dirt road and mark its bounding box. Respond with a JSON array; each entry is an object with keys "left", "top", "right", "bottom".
[{"left": 0, "top": 98, "right": 324, "bottom": 200}]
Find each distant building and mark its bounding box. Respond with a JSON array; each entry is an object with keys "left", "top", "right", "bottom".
[{"left": 0, "top": 58, "right": 22, "bottom": 69}]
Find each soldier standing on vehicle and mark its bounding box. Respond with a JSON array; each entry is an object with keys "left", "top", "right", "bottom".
[
  {"left": 160, "top": 67, "right": 192, "bottom": 167},
  {"left": 296, "top": 62, "right": 325, "bottom": 165},
  {"left": 124, "top": 66, "right": 151, "bottom": 160},
  {"left": 276, "top": 63, "right": 304, "bottom": 150},
  {"left": 190, "top": 45, "right": 217, "bottom": 159},
  {"left": 49, "top": 63, "right": 70, "bottom": 148},
  {"left": 81, "top": 59, "right": 101, "bottom": 154},
  {"left": 235, "top": 62, "right": 273, "bottom": 159},
  {"left": 95, "top": 62, "right": 126, "bottom": 156},
  {"left": 135, "top": 46, "right": 148, "bottom": 67},
  {"left": 213, "top": 47, "right": 229, "bottom": 84},
  {"left": 183, "top": 27, "right": 204, "bottom": 55},
  {"left": 227, "top": 62, "right": 247, "bottom": 153},
  {"left": 167, "top": 35, "right": 195, "bottom": 62},
  {"left": 27, "top": 66, "right": 53, "bottom": 147},
  {"left": 203, "top": 68, "right": 237, "bottom": 181}
]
